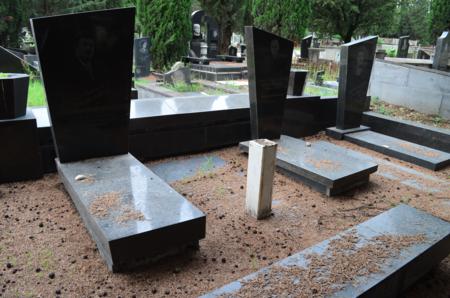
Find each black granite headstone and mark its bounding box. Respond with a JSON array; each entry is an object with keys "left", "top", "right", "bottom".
[
  {"left": 0, "top": 46, "right": 27, "bottom": 73},
  {"left": 335, "top": 36, "right": 377, "bottom": 130},
  {"left": 245, "top": 26, "right": 293, "bottom": 139},
  {"left": 0, "top": 110, "right": 43, "bottom": 182},
  {"left": 300, "top": 35, "right": 312, "bottom": 59},
  {"left": 31, "top": 8, "right": 135, "bottom": 163},
  {"left": 432, "top": 31, "right": 450, "bottom": 71},
  {"left": 134, "top": 37, "right": 151, "bottom": 78},
  {"left": 287, "top": 70, "right": 307, "bottom": 96},
  {"left": 0, "top": 73, "right": 29, "bottom": 119},
  {"left": 397, "top": 35, "right": 410, "bottom": 58}
]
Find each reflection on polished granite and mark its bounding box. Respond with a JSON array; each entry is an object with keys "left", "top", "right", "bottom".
[
  {"left": 33, "top": 94, "right": 250, "bottom": 127},
  {"left": 57, "top": 153, "right": 205, "bottom": 272},
  {"left": 202, "top": 204, "right": 450, "bottom": 298}
]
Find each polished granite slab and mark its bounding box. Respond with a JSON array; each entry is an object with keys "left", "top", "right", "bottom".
[
  {"left": 345, "top": 130, "right": 450, "bottom": 170},
  {"left": 362, "top": 111, "right": 450, "bottom": 153},
  {"left": 245, "top": 26, "right": 293, "bottom": 139},
  {"left": 240, "top": 135, "right": 378, "bottom": 196},
  {"left": 202, "top": 204, "right": 450, "bottom": 298},
  {"left": 0, "top": 109, "right": 43, "bottom": 182},
  {"left": 57, "top": 153, "right": 206, "bottom": 272},
  {"left": 300, "top": 35, "right": 312, "bottom": 59},
  {"left": 31, "top": 8, "right": 135, "bottom": 162}
]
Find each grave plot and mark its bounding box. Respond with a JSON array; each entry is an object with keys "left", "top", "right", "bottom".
[
  {"left": 345, "top": 131, "right": 450, "bottom": 170},
  {"left": 327, "top": 36, "right": 450, "bottom": 171},
  {"left": 1, "top": 142, "right": 450, "bottom": 296},
  {"left": 240, "top": 135, "right": 378, "bottom": 196},
  {"left": 202, "top": 204, "right": 450, "bottom": 298},
  {"left": 31, "top": 7, "right": 205, "bottom": 272},
  {"left": 242, "top": 26, "right": 378, "bottom": 196}
]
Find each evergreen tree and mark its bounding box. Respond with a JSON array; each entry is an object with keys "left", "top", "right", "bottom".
[
  {"left": 0, "top": 0, "right": 25, "bottom": 47},
  {"left": 252, "top": 0, "right": 311, "bottom": 42},
  {"left": 136, "top": 0, "right": 191, "bottom": 70},
  {"left": 396, "top": 0, "right": 431, "bottom": 43},
  {"left": 311, "top": 0, "right": 396, "bottom": 42},
  {"left": 199, "top": 0, "right": 249, "bottom": 53},
  {"left": 429, "top": 0, "right": 450, "bottom": 42}
]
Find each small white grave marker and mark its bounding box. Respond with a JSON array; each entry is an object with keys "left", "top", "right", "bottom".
[{"left": 245, "top": 139, "right": 277, "bottom": 219}]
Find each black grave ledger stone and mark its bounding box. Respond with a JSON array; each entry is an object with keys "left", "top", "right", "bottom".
[
  {"left": 336, "top": 36, "right": 377, "bottom": 130},
  {"left": 31, "top": 8, "right": 135, "bottom": 163},
  {"left": 245, "top": 26, "right": 294, "bottom": 140}
]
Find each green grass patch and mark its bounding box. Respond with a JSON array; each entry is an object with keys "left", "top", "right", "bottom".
[
  {"left": 27, "top": 79, "right": 46, "bottom": 107},
  {"left": 304, "top": 85, "right": 338, "bottom": 97},
  {"left": 164, "top": 82, "right": 203, "bottom": 93}
]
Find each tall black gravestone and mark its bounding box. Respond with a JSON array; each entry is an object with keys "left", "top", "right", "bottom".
[
  {"left": 433, "top": 31, "right": 450, "bottom": 71},
  {"left": 327, "top": 36, "right": 377, "bottom": 139},
  {"left": 134, "top": 37, "right": 151, "bottom": 78},
  {"left": 245, "top": 26, "right": 294, "bottom": 139},
  {"left": 397, "top": 35, "right": 410, "bottom": 58},
  {"left": 31, "top": 8, "right": 135, "bottom": 163},
  {"left": 300, "top": 35, "right": 313, "bottom": 59}
]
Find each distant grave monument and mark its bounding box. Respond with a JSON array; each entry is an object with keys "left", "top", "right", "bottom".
[
  {"left": 245, "top": 26, "right": 293, "bottom": 139},
  {"left": 327, "top": 36, "right": 378, "bottom": 138},
  {"left": 432, "top": 31, "right": 449, "bottom": 71},
  {"left": 287, "top": 69, "right": 308, "bottom": 96},
  {"left": 32, "top": 7, "right": 206, "bottom": 272},
  {"left": 397, "top": 35, "right": 410, "bottom": 58},
  {"left": 300, "top": 35, "right": 313, "bottom": 59},
  {"left": 134, "top": 37, "right": 151, "bottom": 78},
  {"left": 189, "top": 10, "right": 219, "bottom": 58}
]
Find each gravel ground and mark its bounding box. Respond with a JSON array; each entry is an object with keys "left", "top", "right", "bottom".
[{"left": 0, "top": 133, "right": 449, "bottom": 298}]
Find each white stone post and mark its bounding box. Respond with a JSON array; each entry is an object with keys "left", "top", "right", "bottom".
[{"left": 245, "top": 139, "right": 278, "bottom": 220}]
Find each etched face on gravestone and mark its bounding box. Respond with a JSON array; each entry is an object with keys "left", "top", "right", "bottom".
[
  {"left": 31, "top": 8, "right": 135, "bottom": 162},
  {"left": 245, "top": 26, "right": 294, "bottom": 139}
]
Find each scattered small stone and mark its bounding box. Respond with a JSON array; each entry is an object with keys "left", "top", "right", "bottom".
[
  {"left": 221, "top": 258, "right": 226, "bottom": 263},
  {"left": 48, "top": 272, "right": 55, "bottom": 279},
  {"left": 35, "top": 268, "right": 41, "bottom": 273},
  {"left": 6, "top": 263, "right": 12, "bottom": 269},
  {"left": 151, "top": 288, "right": 157, "bottom": 294}
]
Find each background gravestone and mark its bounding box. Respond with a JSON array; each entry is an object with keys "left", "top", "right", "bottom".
[
  {"left": 336, "top": 36, "right": 378, "bottom": 130},
  {"left": 31, "top": 7, "right": 135, "bottom": 163},
  {"left": 287, "top": 70, "right": 308, "bottom": 96},
  {"left": 432, "top": 31, "right": 449, "bottom": 71},
  {"left": 245, "top": 26, "right": 294, "bottom": 139},
  {"left": 189, "top": 10, "right": 219, "bottom": 58},
  {"left": 0, "top": 46, "right": 27, "bottom": 73},
  {"left": 300, "top": 35, "right": 312, "bottom": 59},
  {"left": 134, "top": 37, "right": 151, "bottom": 78},
  {"left": 397, "top": 35, "right": 410, "bottom": 58}
]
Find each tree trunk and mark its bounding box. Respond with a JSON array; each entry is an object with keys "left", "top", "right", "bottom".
[{"left": 220, "top": 25, "right": 232, "bottom": 55}]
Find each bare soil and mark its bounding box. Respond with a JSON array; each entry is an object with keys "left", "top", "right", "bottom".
[{"left": 1, "top": 133, "right": 449, "bottom": 298}]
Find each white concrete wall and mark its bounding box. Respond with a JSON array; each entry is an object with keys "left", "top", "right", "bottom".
[{"left": 368, "top": 60, "right": 450, "bottom": 120}]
